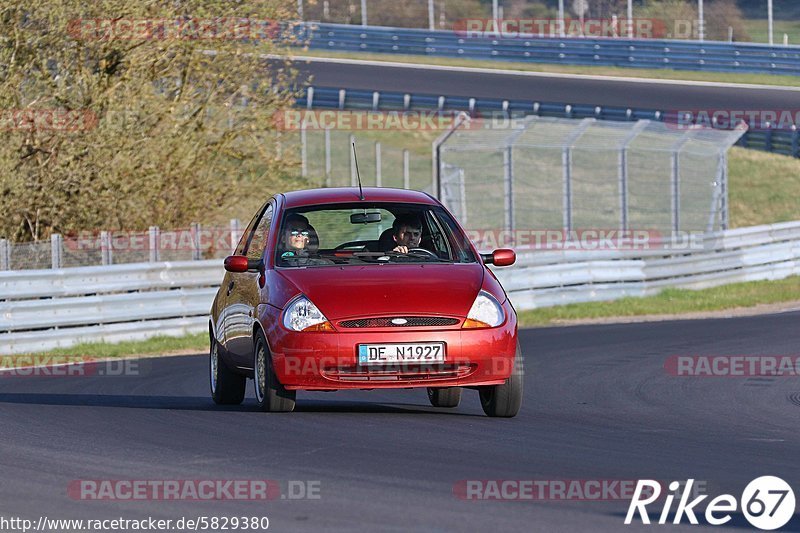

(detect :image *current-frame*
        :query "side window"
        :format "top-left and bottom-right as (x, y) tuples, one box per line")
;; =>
(234, 207), (265, 255)
(245, 204), (274, 260)
(425, 210), (452, 259)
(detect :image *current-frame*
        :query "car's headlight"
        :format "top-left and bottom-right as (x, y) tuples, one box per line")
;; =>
(463, 290), (505, 328)
(283, 296), (334, 332)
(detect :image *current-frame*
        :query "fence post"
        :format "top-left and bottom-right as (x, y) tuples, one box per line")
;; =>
(791, 125), (799, 158)
(375, 141), (382, 187)
(618, 147), (628, 232)
(324, 127), (331, 186)
(765, 125), (774, 152)
(100, 231), (113, 265)
(503, 146), (513, 232)
(670, 150), (681, 233)
(562, 146), (572, 233)
(50, 233), (63, 269)
(721, 152), (729, 230)
(230, 219), (240, 252)
(191, 222), (202, 260)
(300, 121), (307, 178)
(149, 226), (160, 262)
(306, 86), (314, 109)
(403, 149), (410, 189)
(0, 239), (9, 270)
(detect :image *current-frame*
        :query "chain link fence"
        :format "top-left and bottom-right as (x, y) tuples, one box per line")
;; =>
(435, 115), (746, 239)
(0, 223), (242, 271)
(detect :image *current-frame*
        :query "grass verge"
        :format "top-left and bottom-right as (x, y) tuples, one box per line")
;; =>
(517, 275), (800, 327)
(295, 49), (800, 87)
(728, 147), (800, 228)
(1, 333), (208, 366)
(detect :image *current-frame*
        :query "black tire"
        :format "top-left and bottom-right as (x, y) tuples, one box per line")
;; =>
(254, 333), (296, 413)
(427, 387), (462, 408)
(479, 348), (524, 418)
(210, 338), (246, 405)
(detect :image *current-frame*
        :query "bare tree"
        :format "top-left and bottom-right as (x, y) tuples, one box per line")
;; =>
(0, 0), (305, 241)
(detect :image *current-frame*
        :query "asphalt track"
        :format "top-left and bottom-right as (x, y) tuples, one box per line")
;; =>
(2, 311), (800, 531)
(294, 56), (800, 111)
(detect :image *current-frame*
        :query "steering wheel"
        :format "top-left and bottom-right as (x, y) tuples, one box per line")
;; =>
(406, 247), (439, 259)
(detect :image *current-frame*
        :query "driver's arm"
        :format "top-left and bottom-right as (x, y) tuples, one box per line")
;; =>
(392, 245), (408, 253)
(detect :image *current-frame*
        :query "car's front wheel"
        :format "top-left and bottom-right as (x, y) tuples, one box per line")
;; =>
(210, 338), (246, 405)
(427, 387), (462, 408)
(479, 349), (524, 418)
(254, 333), (296, 412)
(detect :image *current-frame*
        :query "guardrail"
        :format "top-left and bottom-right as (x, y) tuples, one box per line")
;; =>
(300, 22), (800, 76)
(299, 86), (800, 158)
(0, 260), (221, 355)
(2, 221), (800, 354)
(495, 221), (800, 309)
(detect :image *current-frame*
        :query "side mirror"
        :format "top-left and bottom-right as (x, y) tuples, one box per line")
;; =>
(224, 255), (264, 273)
(481, 249), (516, 267)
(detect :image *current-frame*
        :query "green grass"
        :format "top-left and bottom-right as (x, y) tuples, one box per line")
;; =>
(728, 147), (800, 228)
(2, 333), (208, 366)
(743, 19), (800, 45)
(295, 49), (800, 87)
(518, 275), (800, 327)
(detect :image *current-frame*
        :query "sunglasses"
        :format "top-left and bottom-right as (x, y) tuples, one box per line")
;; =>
(290, 229), (310, 237)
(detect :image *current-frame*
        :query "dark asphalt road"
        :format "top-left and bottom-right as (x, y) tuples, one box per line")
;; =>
(296, 57), (800, 111)
(2, 311), (800, 532)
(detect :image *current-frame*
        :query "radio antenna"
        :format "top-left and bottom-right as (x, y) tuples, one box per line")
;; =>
(352, 141), (365, 201)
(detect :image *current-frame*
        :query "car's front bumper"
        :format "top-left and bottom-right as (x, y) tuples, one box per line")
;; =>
(260, 300), (518, 391)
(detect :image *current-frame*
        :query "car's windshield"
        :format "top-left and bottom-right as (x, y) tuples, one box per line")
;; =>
(275, 202), (477, 268)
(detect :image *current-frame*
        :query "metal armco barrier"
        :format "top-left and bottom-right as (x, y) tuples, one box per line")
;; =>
(298, 86), (800, 159)
(299, 22), (800, 76)
(2, 221), (800, 354)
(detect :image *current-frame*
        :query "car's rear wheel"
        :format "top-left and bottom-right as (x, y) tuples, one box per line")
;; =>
(210, 338), (246, 405)
(479, 348), (524, 418)
(427, 387), (462, 408)
(254, 333), (296, 413)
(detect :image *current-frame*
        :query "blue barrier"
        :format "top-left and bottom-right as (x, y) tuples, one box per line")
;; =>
(298, 22), (800, 76)
(298, 86), (800, 158)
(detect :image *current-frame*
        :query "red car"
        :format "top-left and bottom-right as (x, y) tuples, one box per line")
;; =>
(209, 187), (523, 417)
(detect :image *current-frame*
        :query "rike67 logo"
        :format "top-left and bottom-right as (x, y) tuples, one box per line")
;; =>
(625, 477), (795, 530)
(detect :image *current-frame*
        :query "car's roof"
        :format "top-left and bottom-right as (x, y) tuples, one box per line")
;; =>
(280, 187), (439, 209)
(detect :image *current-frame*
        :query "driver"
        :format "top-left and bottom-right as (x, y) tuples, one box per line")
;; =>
(390, 215), (423, 253)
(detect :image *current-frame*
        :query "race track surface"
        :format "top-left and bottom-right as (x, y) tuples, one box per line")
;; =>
(295, 57), (800, 111)
(2, 311), (800, 531)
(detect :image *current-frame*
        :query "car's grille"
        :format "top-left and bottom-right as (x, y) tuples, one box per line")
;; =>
(322, 363), (476, 382)
(338, 317), (460, 328)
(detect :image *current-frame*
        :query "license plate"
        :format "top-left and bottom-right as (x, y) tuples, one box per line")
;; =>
(357, 343), (446, 365)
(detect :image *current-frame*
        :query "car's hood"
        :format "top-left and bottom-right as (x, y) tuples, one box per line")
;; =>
(277, 264), (484, 320)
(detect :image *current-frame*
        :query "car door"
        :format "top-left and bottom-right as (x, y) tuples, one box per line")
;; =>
(219, 202), (269, 360)
(225, 201), (274, 369)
